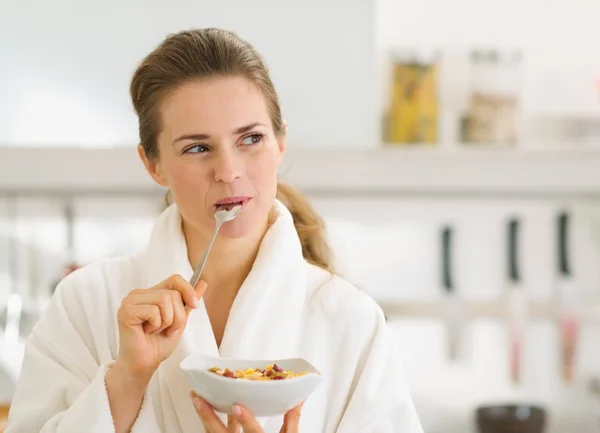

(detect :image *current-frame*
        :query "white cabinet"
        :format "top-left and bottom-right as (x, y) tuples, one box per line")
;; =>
(0, 198), (69, 305)
(311, 194), (600, 432)
(71, 197), (161, 264)
(314, 196), (565, 301)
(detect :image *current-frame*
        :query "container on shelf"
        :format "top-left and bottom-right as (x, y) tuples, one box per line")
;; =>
(475, 404), (547, 433)
(383, 48), (439, 146)
(462, 49), (523, 146)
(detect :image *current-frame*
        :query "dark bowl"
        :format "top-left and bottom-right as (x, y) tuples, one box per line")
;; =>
(476, 404), (547, 433)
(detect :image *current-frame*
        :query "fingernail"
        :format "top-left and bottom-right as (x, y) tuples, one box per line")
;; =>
(167, 328), (182, 337)
(192, 395), (202, 411)
(192, 297), (199, 308)
(232, 404), (242, 418)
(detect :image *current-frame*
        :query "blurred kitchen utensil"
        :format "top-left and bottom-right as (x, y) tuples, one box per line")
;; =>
(441, 224), (462, 361)
(476, 404), (547, 433)
(188, 205), (241, 288)
(556, 210), (580, 383)
(506, 217), (526, 385)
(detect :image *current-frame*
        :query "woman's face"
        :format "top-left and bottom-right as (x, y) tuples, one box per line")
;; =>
(140, 76), (285, 239)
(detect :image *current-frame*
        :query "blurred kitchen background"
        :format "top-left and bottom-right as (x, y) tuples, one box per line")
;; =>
(2, 0), (600, 432)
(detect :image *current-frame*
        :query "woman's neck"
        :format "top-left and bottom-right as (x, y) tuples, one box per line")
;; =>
(182, 211), (274, 297)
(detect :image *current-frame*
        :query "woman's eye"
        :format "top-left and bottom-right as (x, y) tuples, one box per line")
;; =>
(241, 134), (264, 146)
(185, 144), (209, 154)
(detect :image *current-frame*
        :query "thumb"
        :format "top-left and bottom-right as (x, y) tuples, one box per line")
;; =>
(281, 403), (303, 433)
(195, 279), (208, 298)
(185, 280), (208, 316)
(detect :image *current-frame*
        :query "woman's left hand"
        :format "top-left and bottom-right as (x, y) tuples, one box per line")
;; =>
(191, 392), (303, 433)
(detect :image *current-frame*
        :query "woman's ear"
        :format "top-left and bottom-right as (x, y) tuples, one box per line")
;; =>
(277, 121), (287, 164)
(137, 144), (169, 187)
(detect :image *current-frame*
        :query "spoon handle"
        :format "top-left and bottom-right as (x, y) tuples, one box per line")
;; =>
(189, 222), (222, 288)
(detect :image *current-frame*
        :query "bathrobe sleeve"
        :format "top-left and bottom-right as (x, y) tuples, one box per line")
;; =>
(334, 291), (424, 433)
(5, 266), (161, 433)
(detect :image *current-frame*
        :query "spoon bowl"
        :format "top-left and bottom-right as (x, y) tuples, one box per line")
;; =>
(215, 205), (242, 225)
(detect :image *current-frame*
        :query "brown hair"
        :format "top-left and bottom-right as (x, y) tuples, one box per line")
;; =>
(130, 28), (334, 273)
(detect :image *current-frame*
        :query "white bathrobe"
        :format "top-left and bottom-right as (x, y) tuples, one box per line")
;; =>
(6, 200), (423, 433)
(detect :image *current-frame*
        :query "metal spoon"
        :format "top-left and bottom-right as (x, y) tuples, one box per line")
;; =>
(189, 205), (242, 288)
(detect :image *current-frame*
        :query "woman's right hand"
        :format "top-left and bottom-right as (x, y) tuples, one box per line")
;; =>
(114, 274), (207, 383)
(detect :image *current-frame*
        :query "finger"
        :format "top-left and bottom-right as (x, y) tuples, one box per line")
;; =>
(185, 280), (208, 316)
(233, 404), (263, 433)
(191, 393), (228, 433)
(153, 291), (175, 334)
(163, 274), (201, 310)
(129, 289), (179, 335)
(119, 304), (161, 333)
(166, 290), (187, 337)
(281, 403), (303, 433)
(227, 415), (241, 433)
(195, 279), (208, 297)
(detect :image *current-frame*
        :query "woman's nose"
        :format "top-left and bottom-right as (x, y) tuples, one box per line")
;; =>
(213, 152), (242, 184)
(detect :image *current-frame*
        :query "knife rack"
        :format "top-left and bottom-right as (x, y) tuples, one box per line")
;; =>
(378, 299), (600, 324)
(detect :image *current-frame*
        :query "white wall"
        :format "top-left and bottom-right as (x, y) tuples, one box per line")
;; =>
(0, 0), (377, 148)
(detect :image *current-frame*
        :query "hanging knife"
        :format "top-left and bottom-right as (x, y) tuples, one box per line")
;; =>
(442, 224), (461, 361)
(556, 210), (579, 383)
(507, 217), (527, 385)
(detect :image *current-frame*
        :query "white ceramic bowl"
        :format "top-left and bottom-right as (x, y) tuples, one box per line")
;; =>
(180, 353), (323, 417)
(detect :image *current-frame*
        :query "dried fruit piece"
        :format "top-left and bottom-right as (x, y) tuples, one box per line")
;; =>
(207, 364), (308, 380)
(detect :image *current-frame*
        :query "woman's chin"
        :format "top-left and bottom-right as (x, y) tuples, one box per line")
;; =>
(217, 215), (263, 239)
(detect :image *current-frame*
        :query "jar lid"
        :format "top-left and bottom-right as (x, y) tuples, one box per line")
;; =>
(390, 47), (440, 65)
(471, 49), (522, 64)
(471, 49), (498, 62)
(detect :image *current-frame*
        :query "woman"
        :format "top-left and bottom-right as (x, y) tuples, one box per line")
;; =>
(6, 29), (423, 433)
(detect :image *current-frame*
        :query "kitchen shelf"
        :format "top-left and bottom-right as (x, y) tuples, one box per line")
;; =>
(378, 299), (600, 324)
(1, 145), (600, 198)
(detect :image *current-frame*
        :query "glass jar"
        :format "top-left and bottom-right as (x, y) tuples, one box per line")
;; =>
(463, 49), (522, 145)
(385, 48), (439, 145)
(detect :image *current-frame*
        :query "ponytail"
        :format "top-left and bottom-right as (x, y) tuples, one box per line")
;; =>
(276, 182), (335, 273)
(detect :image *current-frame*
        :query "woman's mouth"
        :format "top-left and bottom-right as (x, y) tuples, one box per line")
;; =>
(214, 196), (251, 211)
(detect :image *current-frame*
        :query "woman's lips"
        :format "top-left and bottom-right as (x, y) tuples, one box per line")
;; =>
(214, 196), (251, 210)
